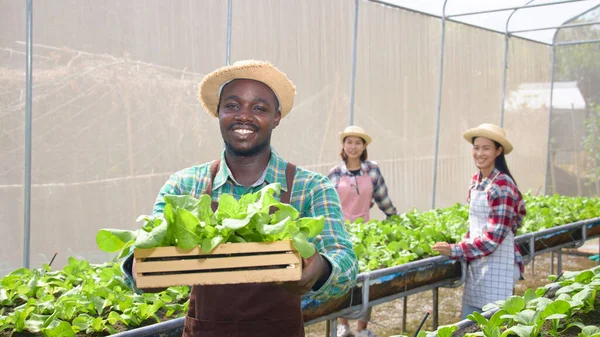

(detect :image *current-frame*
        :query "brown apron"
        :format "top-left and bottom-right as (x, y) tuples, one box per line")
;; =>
(182, 160), (304, 337)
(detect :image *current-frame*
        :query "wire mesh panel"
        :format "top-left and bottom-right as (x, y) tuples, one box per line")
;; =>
(229, 0), (354, 176)
(0, 0), (227, 273)
(503, 38), (551, 197)
(434, 21), (505, 208)
(0, 0), (26, 276)
(353, 1), (441, 215)
(550, 42), (600, 197)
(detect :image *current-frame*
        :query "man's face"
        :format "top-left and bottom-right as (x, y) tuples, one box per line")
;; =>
(218, 79), (282, 157)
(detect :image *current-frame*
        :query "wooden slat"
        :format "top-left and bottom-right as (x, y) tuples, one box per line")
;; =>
(136, 267), (302, 288)
(135, 252), (301, 273)
(134, 240), (295, 258)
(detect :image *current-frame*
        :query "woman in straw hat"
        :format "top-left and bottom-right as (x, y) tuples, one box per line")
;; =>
(432, 123), (526, 319)
(328, 125), (398, 337)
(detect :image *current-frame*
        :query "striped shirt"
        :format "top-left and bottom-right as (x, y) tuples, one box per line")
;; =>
(327, 160), (398, 217)
(149, 147), (358, 301)
(450, 168), (526, 277)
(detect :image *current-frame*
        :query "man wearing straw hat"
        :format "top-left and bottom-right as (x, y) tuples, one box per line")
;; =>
(122, 60), (358, 337)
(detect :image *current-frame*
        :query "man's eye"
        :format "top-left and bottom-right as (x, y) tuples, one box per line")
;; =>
(225, 103), (237, 109)
(254, 106), (267, 112)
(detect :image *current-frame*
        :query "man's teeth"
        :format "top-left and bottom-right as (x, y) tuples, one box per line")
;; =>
(234, 129), (254, 134)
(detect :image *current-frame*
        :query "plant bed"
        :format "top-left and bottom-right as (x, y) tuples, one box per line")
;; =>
(3, 194), (599, 337)
(435, 266), (600, 337)
(587, 222), (600, 239)
(303, 259), (461, 322)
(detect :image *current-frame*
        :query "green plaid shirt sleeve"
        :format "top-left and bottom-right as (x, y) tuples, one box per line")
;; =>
(297, 169), (358, 301)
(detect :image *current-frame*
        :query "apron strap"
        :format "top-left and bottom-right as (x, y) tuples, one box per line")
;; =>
(280, 162), (296, 204)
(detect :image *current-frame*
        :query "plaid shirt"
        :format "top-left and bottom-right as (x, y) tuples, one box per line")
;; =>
(124, 147), (357, 301)
(450, 168), (526, 277)
(327, 160), (398, 217)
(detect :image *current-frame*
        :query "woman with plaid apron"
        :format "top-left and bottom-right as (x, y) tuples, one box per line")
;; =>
(433, 123), (526, 319)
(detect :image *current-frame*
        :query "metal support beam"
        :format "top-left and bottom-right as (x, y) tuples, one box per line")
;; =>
(447, 0), (587, 18)
(225, 0), (232, 65)
(545, 44), (556, 195)
(432, 288), (439, 329)
(402, 297), (407, 333)
(500, 0), (535, 127)
(23, 0), (33, 269)
(556, 38), (600, 46)
(557, 249), (563, 274)
(431, 0), (448, 209)
(510, 20), (600, 34)
(349, 0), (359, 126)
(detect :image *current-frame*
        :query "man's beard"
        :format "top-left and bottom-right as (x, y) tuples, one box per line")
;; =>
(223, 137), (271, 157)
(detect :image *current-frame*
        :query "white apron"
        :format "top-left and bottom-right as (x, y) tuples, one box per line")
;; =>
(463, 178), (517, 309)
(337, 173), (373, 222)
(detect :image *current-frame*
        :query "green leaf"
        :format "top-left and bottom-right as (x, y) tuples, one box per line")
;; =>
(523, 289), (538, 304)
(436, 325), (458, 337)
(215, 194), (241, 220)
(542, 299), (571, 319)
(42, 321), (75, 337)
(197, 194), (214, 222)
(503, 296), (525, 315)
(575, 270), (595, 283)
(291, 231), (315, 258)
(174, 208), (202, 249)
(502, 325), (533, 337)
(221, 217), (252, 230)
(23, 313), (48, 333)
(201, 236), (224, 253)
(164, 195), (201, 214)
(582, 325), (600, 336)
(95, 229), (137, 253)
(296, 216), (325, 238)
(256, 216), (290, 236)
(71, 316), (90, 333)
(135, 221), (169, 248)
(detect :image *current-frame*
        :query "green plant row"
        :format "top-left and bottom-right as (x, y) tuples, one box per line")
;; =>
(348, 193), (600, 272)
(432, 265), (600, 337)
(0, 258), (189, 337)
(1, 194), (599, 336)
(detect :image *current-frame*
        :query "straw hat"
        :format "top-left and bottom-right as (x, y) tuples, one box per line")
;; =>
(339, 125), (372, 145)
(198, 60), (296, 118)
(463, 123), (513, 154)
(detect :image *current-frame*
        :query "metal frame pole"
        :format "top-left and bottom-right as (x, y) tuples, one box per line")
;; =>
(446, 0), (587, 18)
(23, 0), (33, 269)
(349, 0), (359, 126)
(545, 43), (557, 195)
(499, 1), (534, 127)
(431, 0), (448, 209)
(556, 38), (600, 46)
(510, 21), (600, 34)
(225, 0), (232, 65)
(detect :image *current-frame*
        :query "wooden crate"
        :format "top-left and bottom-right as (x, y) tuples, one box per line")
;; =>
(134, 240), (302, 288)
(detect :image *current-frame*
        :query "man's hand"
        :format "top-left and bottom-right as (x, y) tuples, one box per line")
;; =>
(279, 246), (331, 295)
(432, 242), (452, 256)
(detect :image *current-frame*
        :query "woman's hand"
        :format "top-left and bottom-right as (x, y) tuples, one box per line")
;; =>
(432, 242), (452, 256)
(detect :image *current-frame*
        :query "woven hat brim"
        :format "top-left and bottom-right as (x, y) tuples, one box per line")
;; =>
(463, 128), (513, 154)
(340, 132), (372, 146)
(199, 62), (296, 118)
